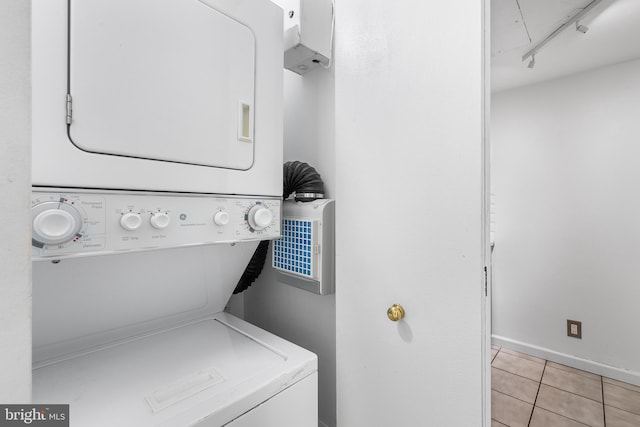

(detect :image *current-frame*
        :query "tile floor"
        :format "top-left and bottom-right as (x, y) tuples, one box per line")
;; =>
(491, 345), (640, 427)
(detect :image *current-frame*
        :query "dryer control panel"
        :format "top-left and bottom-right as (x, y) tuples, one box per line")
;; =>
(31, 189), (281, 260)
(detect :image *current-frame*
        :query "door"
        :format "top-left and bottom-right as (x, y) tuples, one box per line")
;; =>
(68, 0), (256, 169)
(334, 0), (489, 425)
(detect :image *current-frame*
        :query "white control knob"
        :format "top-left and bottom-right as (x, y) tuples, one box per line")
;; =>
(32, 208), (80, 245)
(120, 212), (142, 231)
(150, 212), (170, 229)
(247, 205), (273, 231)
(213, 211), (230, 226)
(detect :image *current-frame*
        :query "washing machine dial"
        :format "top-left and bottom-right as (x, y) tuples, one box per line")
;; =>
(213, 210), (230, 226)
(120, 212), (142, 231)
(150, 212), (170, 229)
(247, 205), (274, 231)
(32, 201), (83, 246)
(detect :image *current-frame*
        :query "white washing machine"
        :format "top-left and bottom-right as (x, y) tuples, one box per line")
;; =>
(33, 314), (317, 427)
(31, 0), (317, 425)
(31, 201), (318, 426)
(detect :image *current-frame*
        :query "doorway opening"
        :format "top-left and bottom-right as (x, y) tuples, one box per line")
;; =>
(489, 0), (640, 425)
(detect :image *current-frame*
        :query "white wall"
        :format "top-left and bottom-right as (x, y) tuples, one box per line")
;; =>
(492, 59), (640, 384)
(243, 69), (336, 427)
(0, 0), (32, 402)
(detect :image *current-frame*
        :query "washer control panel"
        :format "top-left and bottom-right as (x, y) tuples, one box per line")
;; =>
(32, 189), (281, 260)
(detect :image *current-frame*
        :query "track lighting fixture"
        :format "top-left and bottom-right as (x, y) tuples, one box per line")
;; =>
(522, 0), (605, 67)
(576, 21), (589, 33)
(527, 55), (536, 69)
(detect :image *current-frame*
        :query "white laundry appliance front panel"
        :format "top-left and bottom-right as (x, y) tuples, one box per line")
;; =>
(31, 188), (281, 260)
(32, 0), (283, 196)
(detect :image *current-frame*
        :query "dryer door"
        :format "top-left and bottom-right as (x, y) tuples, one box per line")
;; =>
(68, 0), (256, 170)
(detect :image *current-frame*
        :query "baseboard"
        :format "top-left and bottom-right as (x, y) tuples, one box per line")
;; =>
(492, 335), (640, 387)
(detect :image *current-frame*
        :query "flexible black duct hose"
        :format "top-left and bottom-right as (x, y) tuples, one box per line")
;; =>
(232, 161), (325, 294)
(232, 240), (270, 294)
(282, 161), (325, 201)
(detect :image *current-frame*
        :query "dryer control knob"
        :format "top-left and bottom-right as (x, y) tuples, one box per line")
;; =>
(32, 207), (81, 245)
(120, 212), (142, 231)
(150, 212), (170, 229)
(247, 205), (273, 231)
(213, 211), (230, 226)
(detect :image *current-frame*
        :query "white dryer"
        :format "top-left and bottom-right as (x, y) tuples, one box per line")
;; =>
(33, 0), (283, 196)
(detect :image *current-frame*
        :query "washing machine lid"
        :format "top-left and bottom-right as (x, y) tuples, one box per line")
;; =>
(32, 243), (267, 363)
(68, 0), (256, 169)
(33, 314), (317, 427)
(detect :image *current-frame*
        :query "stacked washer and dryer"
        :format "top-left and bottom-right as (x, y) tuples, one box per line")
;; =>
(31, 0), (318, 426)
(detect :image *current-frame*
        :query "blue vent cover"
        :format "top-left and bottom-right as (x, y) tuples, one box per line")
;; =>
(273, 219), (314, 278)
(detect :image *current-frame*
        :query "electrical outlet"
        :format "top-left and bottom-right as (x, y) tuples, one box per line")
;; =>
(567, 319), (582, 339)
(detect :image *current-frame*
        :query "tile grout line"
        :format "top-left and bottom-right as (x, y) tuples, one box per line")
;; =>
(492, 388), (535, 406)
(545, 363), (602, 383)
(601, 382), (640, 415)
(491, 347), (500, 363)
(603, 379), (640, 394)
(499, 349), (546, 366)
(531, 365), (605, 426)
(603, 403), (640, 418)
(532, 404), (595, 426)
(535, 375), (606, 425)
(530, 366), (598, 426)
(492, 365), (543, 384)
(541, 383), (604, 404)
(602, 376), (607, 427)
(528, 360), (547, 427)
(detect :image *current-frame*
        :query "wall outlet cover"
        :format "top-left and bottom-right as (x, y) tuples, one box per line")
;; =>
(567, 319), (582, 339)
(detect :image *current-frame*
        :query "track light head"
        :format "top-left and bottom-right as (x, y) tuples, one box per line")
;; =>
(576, 22), (589, 33)
(527, 56), (536, 69)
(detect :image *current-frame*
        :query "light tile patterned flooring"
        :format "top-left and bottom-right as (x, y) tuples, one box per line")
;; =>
(491, 345), (640, 427)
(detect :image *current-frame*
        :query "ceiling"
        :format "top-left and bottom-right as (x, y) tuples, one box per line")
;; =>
(491, 0), (640, 92)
